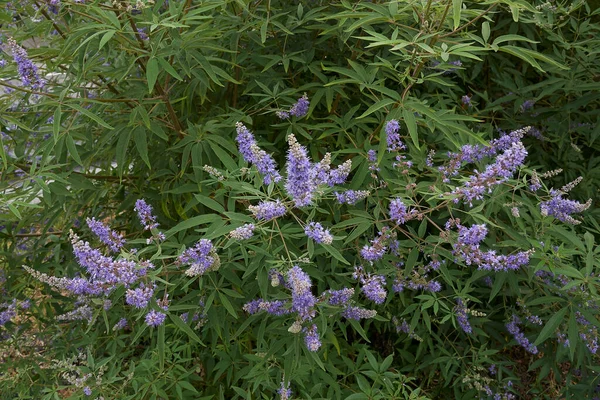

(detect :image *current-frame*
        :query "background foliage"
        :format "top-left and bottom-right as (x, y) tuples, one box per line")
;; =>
(1, 0), (599, 399)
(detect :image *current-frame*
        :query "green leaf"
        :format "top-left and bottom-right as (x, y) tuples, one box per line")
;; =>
(99, 30), (116, 50)
(452, 0), (462, 30)
(357, 98), (396, 119)
(489, 272), (506, 301)
(194, 194), (225, 213)
(498, 45), (568, 72)
(345, 394), (369, 400)
(209, 143), (238, 172)
(116, 129), (132, 176)
(322, 244), (350, 265)
(482, 22), (490, 43)
(136, 105), (151, 129)
(146, 57), (159, 93)
(0, 134), (7, 171)
(584, 231), (595, 251)
(64, 103), (114, 129)
(218, 292), (238, 319)
(260, 18), (268, 44)
(158, 57), (184, 81)
(8, 204), (21, 219)
(53, 106), (61, 143)
(133, 127), (151, 168)
(169, 314), (205, 345)
(534, 307), (568, 346)
(509, 4), (519, 22)
(566, 309), (578, 361)
(177, 381), (198, 393)
(131, 323), (148, 345)
(402, 108), (419, 149)
(164, 214), (221, 237)
(65, 134), (83, 166)
(158, 324), (165, 371)
(492, 34), (538, 47)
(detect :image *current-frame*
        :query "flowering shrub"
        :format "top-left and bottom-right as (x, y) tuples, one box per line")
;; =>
(1, 0), (599, 399)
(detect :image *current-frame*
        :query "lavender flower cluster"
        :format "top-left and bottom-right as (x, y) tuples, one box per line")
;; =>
(23, 202), (172, 327)
(505, 315), (538, 354)
(235, 122), (282, 185)
(177, 239), (219, 277)
(278, 380), (293, 400)
(455, 298), (472, 334)
(70, 231), (143, 293)
(576, 312), (599, 354)
(304, 222), (333, 245)
(0, 299), (29, 327)
(540, 189), (591, 225)
(360, 227), (395, 262)
(86, 217), (124, 252)
(287, 266), (317, 322)
(385, 119), (405, 152)
(334, 189), (370, 205)
(248, 200), (287, 221)
(285, 134), (351, 207)
(134, 199), (159, 230)
(230, 224), (255, 240)
(353, 266), (387, 304)
(6, 38), (45, 89)
(452, 223), (532, 272)
(243, 265), (320, 351)
(451, 140), (527, 206)
(392, 260), (442, 293)
(244, 265), (378, 351)
(392, 317), (423, 341)
(125, 284), (155, 308)
(389, 198), (418, 225)
(276, 94), (309, 119)
(439, 127), (527, 181)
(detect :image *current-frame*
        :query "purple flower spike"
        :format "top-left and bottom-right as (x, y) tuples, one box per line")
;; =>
(287, 266), (317, 321)
(235, 122), (281, 185)
(134, 199), (159, 230)
(145, 310), (166, 327)
(278, 380), (293, 400)
(125, 284), (154, 309)
(457, 224), (488, 246)
(7, 38), (45, 89)
(506, 315), (538, 354)
(389, 198), (417, 224)
(285, 134), (316, 207)
(178, 239), (218, 277)
(290, 94), (310, 118)
(361, 244), (386, 262)
(385, 119), (405, 152)
(243, 299), (263, 314)
(540, 189), (591, 225)
(249, 200), (287, 221)
(342, 306), (377, 320)
(278, 94), (310, 119)
(361, 275), (387, 304)
(335, 190), (370, 205)
(230, 224), (255, 240)
(455, 299), (472, 334)
(86, 217), (124, 252)
(113, 318), (127, 331)
(303, 324), (321, 351)
(326, 288), (354, 306)
(304, 222), (333, 245)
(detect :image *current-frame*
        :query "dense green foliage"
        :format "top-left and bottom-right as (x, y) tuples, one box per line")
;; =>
(1, 0), (599, 399)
